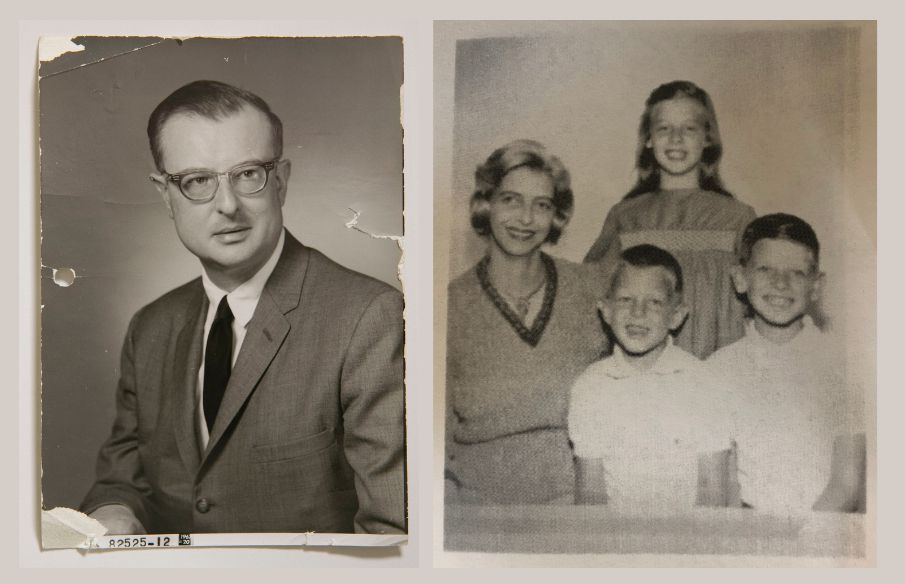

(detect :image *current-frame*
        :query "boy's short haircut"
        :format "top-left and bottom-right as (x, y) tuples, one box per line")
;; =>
(608, 244), (684, 298)
(738, 213), (820, 267)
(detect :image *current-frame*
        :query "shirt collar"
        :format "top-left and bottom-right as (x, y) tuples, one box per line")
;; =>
(200, 230), (285, 329)
(745, 314), (819, 350)
(602, 336), (692, 380)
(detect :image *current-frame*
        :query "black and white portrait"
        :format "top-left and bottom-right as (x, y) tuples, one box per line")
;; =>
(435, 21), (875, 565)
(39, 36), (407, 545)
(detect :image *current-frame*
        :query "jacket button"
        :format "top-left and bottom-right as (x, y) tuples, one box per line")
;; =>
(196, 498), (211, 513)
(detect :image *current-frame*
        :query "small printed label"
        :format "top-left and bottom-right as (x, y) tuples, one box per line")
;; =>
(104, 535), (181, 549)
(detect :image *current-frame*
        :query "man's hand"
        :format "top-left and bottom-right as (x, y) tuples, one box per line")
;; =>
(89, 504), (146, 535)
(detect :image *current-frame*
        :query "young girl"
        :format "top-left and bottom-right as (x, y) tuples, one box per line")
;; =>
(584, 81), (756, 359)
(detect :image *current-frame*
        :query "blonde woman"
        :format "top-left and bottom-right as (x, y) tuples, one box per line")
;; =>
(446, 140), (608, 504)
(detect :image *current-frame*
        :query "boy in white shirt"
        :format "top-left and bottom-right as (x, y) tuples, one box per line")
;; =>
(569, 244), (738, 511)
(708, 213), (865, 514)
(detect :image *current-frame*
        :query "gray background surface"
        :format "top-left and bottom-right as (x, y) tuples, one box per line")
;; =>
(40, 36), (404, 510)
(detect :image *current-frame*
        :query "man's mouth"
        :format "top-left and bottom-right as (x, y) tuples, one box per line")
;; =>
(213, 226), (251, 242)
(214, 226), (249, 236)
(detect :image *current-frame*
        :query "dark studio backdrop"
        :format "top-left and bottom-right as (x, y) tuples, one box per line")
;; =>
(39, 36), (404, 510)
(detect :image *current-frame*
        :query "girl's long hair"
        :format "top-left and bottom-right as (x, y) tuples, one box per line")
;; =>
(624, 80), (733, 200)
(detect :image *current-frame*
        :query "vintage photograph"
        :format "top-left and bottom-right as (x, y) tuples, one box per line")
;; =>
(39, 36), (406, 544)
(435, 21), (875, 564)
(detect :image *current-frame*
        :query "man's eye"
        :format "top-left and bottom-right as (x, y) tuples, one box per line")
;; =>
(236, 168), (261, 180)
(186, 175), (213, 186)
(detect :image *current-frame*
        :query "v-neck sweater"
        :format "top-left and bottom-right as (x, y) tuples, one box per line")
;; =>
(446, 255), (608, 503)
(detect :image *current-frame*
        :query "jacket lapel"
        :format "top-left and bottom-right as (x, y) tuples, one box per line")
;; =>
(170, 283), (206, 475)
(201, 232), (309, 464)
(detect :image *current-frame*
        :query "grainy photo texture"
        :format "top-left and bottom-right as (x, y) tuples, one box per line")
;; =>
(39, 36), (406, 545)
(436, 21), (875, 563)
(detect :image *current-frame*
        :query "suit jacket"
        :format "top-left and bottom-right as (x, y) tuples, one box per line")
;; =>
(81, 232), (406, 534)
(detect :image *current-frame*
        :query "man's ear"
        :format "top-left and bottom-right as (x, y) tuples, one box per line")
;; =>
(729, 264), (748, 295)
(149, 174), (174, 219)
(273, 159), (292, 206)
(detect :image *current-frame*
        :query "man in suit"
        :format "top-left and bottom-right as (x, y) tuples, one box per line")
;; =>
(80, 80), (406, 535)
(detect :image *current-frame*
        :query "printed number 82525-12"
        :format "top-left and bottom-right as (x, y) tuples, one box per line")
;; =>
(107, 536), (174, 548)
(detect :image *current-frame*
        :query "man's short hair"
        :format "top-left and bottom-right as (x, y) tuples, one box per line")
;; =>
(738, 213), (820, 267)
(470, 139), (574, 244)
(608, 244), (684, 298)
(147, 80), (284, 172)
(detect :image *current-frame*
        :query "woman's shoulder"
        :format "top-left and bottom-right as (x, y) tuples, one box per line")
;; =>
(549, 255), (589, 279)
(448, 262), (481, 296)
(549, 255), (607, 300)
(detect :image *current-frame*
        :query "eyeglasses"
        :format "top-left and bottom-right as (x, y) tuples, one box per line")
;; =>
(162, 158), (281, 202)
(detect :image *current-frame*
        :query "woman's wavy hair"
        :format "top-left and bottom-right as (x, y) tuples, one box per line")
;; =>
(624, 80), (733, 200)
(470, 139), (574, 244)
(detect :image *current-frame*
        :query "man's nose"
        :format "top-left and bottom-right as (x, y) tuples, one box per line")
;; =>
(213, 177), (240, 215)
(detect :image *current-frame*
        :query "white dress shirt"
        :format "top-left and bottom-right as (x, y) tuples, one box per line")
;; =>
(196, 230), (285, 450)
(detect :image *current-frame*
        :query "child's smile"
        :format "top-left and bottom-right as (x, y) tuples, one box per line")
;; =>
(603, 265), (687, 361)
(735, 238), (822, 331)
(646, 97), (709, 181)
(664, 149), (688, 162)
(762, 294), (795, 309)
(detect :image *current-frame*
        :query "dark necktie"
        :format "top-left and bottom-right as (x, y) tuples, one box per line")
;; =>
(204, 296), (234, 432)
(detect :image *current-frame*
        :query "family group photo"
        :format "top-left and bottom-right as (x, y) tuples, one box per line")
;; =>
(435, 20), (875, 562)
